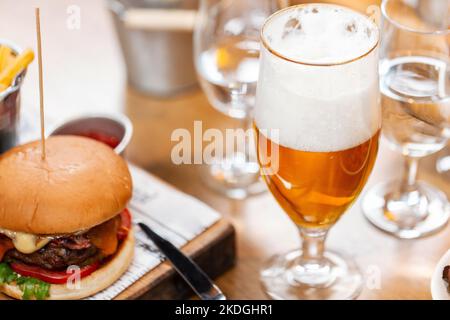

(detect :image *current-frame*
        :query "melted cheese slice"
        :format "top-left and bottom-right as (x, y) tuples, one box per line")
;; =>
(0, 228), (52, 254)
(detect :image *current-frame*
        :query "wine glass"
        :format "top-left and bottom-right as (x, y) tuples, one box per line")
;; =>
(362, 0), (450, 239)
(194, 0), (280, 199)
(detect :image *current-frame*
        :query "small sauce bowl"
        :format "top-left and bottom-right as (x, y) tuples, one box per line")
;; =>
(49, 113), (133, 155)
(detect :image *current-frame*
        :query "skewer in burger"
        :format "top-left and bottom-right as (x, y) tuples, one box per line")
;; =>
(0, 136), (133, 299)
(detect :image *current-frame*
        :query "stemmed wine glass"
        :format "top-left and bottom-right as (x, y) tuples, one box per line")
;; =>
(194, 0), (280, 199)
(362, 0), (450, 239)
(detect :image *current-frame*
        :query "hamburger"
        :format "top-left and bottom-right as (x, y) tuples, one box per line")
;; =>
(0, 136), (133, 299)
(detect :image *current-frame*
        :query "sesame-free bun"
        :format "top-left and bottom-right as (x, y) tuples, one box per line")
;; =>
(0, 136), (132, 234)
(0, 229), (134, 300)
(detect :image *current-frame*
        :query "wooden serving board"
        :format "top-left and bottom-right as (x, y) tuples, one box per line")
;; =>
(117, 218), (235, 300)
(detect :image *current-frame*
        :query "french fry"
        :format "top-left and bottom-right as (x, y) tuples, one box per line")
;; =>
(5, 50), (15, 67)
(0, 45), (12, 72)
(0, 49), (34, 89)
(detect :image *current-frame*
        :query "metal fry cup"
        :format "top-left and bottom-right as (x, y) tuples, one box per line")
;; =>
(0, 40), (25, 154)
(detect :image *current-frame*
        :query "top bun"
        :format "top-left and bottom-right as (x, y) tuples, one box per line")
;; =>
(0, 136), (132, 234)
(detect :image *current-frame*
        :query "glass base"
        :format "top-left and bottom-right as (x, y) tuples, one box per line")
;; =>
(260, 249), (363, 300)
(200, 152), (267, 199)
(362, 180), (449, 239)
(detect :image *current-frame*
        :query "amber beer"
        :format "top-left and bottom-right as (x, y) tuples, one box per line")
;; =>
(257, 128), (380, 228)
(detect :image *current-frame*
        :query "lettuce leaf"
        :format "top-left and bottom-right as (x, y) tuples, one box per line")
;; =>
(0, 263), (50, 300)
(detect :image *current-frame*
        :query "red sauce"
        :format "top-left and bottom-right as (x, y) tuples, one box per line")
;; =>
(79, 131), (120, 149)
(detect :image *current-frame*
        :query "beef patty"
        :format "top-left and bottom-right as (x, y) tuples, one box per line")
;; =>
(5, 235), (101, 270)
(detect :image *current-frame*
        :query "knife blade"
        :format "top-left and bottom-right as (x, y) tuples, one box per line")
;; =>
(137, 222), (226, 300)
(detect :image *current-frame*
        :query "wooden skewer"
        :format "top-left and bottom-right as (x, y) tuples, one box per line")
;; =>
(35, 8), (45, 160)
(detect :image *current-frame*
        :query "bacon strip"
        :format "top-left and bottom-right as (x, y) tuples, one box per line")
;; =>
(0, 235), (14, 262)
(50, 235), (91, 250)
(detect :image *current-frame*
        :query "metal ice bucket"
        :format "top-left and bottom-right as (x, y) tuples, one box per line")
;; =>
(108, 0), (198, 96)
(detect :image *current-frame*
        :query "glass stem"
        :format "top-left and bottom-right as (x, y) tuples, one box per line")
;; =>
(293, 227), (333, 287)
(401, 156), (419, 192)
(300, 227), (328, 263)
(230, 89), (253, 164)
(241, 115), (253, 163)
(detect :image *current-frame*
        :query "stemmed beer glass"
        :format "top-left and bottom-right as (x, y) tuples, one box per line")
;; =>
(255, 4), (381, 299)
(362, 0), (450, 239)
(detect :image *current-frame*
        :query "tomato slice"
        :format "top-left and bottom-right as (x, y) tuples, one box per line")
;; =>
(10, 262), (100, 285)
(117, 208), (132, 241)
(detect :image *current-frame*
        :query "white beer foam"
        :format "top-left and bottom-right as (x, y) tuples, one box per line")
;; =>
(255, 4), (380, 152)
(264, 4), (379, 64)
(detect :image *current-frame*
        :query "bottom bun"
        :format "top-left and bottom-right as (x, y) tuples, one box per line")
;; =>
(1, 229), (134, 300)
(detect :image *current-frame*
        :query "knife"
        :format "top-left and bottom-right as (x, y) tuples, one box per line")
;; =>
(137, 222), (226, 300)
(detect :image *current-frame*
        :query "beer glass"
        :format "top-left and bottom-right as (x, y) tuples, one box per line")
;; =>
(194, 0), (280, 199)
(255, 4), (380, 299)
(362, 0), (450, 239)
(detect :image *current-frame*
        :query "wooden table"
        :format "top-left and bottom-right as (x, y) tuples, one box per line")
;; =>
(1, 0), (449, 300)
